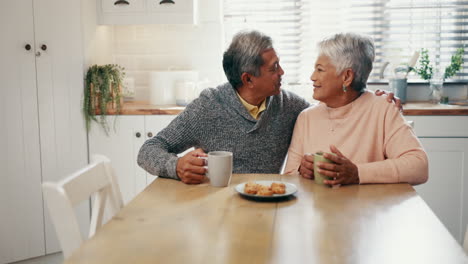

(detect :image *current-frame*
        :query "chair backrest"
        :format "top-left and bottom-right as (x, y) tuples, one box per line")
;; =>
(42, 154), (123, 258)
(464, 224), (468, 255)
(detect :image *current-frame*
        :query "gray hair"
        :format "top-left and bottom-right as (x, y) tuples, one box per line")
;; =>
(318, 33), (375, 92)
(222, 30), (273, 89)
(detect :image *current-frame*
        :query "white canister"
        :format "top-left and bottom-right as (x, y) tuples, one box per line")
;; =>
(122, 77), (135, 99)
(149, 71), (199, 105)
(175, 81), (196, 106)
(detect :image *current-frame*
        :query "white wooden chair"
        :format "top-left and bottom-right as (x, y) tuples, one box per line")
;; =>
(42, 154), (124, 258)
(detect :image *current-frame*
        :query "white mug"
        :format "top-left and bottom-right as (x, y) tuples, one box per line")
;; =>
(201, 151), (233, 187)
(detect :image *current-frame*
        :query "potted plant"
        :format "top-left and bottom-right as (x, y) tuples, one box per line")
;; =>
(83, 64), (125, 134)
(413, 47), (465, 103)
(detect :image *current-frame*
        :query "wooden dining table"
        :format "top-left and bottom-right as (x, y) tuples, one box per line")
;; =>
(65, 174), (467, 264)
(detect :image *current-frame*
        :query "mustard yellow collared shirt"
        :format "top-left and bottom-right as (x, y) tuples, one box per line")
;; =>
(236, 92), (266, 120)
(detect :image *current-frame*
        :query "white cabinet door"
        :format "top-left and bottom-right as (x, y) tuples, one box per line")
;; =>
(89, 116), (145, 204)
(0, 1), (45, 263)
(144, 115), (178, 185)
(101, 0), (145, 13)
(406, 116), (468, 137)
(0, 0), (88, 261)
(414, 138), (468, 243)
(97, 0), (197, 24)
(146, 0), (195, 24)
(88, 115), (178, 202)
(34, 0), (88, 254)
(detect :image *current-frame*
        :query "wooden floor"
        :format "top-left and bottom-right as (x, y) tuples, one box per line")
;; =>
(10, 253), (63, 264)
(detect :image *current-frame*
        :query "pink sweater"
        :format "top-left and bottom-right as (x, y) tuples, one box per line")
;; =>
(284, 91), (428, 185)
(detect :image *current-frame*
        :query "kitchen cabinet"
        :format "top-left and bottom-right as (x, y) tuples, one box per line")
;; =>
(88, 115), (177, 203)
(0, 0), (88, 263)
(97, 0), (197, 25)
(406, 116), (468, 244)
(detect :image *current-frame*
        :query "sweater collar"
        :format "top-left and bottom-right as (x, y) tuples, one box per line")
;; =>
(236, 91), (267, 120)
(218, 83), (275, 133)
(324, 90), (370, 119)
(220, 83), (267, 123)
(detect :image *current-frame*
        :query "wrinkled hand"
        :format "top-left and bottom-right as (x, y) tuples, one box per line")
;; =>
(375, 89), (403, 111)
(176, 148), (207, 184)
(315, 145), (359, 185)
(299, 153), (315, 179)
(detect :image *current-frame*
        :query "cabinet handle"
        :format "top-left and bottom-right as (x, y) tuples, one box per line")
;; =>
(25, 44), (31, 51)
(114, 0), (130, 5)
(147, 132), (153, 138)
(136, 132), (141, 138)
(160, 0), (175, 4)
(41, 44), (47, 51)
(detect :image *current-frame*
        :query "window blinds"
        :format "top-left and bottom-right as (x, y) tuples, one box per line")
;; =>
(223, 0), (302, 84)
(223, 0), (467, 83)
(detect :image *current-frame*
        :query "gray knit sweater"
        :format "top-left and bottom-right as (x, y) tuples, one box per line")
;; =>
(137, 82), (310, 180)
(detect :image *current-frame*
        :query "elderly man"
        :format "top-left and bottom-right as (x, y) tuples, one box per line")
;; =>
(137, 30), (398, 184)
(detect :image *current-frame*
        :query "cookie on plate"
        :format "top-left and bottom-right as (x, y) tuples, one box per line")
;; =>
(257, 186), (273, 196)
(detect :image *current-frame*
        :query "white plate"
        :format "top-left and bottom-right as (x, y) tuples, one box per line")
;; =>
(234, 180), (298, 200)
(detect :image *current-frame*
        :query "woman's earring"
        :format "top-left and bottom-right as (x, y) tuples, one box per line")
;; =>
(342, 85), (347, 92)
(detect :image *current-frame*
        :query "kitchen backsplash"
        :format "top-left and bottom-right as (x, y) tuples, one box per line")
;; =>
(113, 24), (224, 101)
(88, 0), (225, 101)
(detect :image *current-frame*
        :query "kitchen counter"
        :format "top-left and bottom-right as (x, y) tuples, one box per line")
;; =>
(102, 101), (468, 116)
(101, 101), (185, 115)
(402, 102), (468, 115)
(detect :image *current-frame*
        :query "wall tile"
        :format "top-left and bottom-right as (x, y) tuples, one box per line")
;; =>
(113, 26), (136, 40)
(134, 25), (164, 39)
(114, 40), (149, 54)
(135, 55), (194, 71)
(198, 0), (222, 23)
(104, 0), (224, 101)
(130, 71), (150, 86)
(113, 55), (137, 71)
(134, 85), (150, 101)
(198, 69), (226, 87)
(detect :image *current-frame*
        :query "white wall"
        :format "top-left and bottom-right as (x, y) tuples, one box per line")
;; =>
(81, 0), (114, 69)
(101, 0), (225, 101)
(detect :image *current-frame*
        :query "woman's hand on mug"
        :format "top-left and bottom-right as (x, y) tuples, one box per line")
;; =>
(299, 153), (315, 179)
(176, 148), (207, 184)
(315, 145), (359, 185)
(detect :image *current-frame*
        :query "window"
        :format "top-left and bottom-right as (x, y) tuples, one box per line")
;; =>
(224, 0), (468, 84)
(224, 0), (302, 84)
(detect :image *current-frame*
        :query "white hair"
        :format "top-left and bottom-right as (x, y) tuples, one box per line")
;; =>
(318, 33), (375, 91)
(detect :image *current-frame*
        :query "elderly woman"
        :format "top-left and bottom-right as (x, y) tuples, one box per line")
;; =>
(283, 33), (428, 185)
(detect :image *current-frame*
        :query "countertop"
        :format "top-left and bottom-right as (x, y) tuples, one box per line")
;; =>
(402, 101), (468, 115)
(101, 101), (468, 116)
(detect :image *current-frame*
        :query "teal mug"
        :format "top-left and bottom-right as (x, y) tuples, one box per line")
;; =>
(389, 78), (407, 104)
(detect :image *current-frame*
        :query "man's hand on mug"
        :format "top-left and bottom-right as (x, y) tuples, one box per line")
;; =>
(176, 148), (207, 184)
(299, 153), (315, 179)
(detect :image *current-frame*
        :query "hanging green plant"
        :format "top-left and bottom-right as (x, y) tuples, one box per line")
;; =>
(83, 64), (125, 134)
